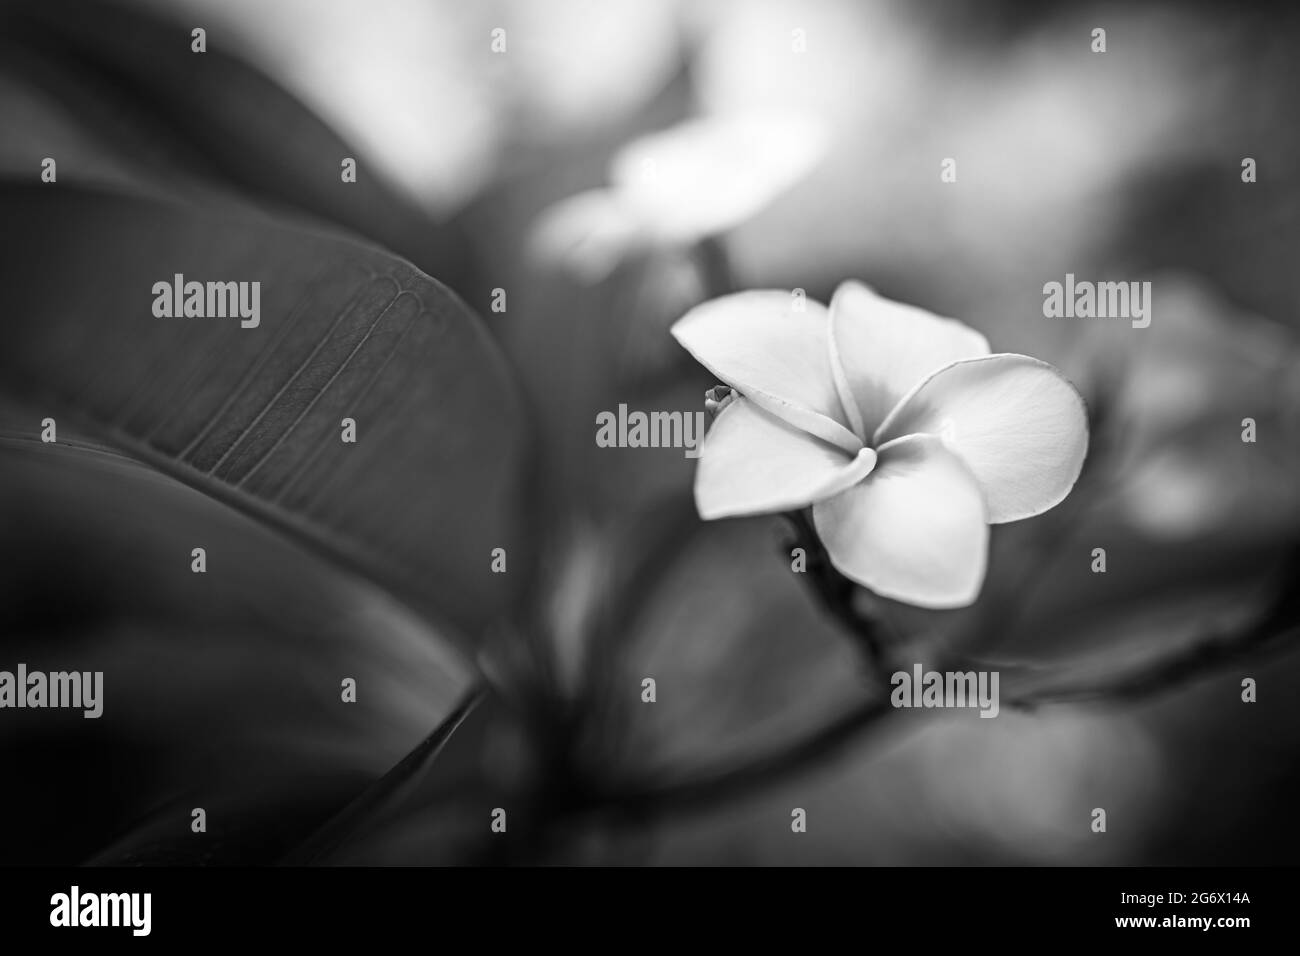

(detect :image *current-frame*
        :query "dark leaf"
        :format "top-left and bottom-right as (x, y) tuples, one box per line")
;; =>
(0, 429), (474, 864)
(0, 184), (531, 638)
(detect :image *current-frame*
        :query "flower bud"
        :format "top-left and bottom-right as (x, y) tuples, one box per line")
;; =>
(704, 384), (736, 417)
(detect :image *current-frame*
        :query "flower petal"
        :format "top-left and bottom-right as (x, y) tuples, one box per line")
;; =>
(812, 434), (988, 609)
(672, 290), (860, 453)
(526, 188), (648, 283)
(828, 280), (990, 438)
(695, 398), (877, 519)
(875, 354), (1088, 523)
(610, 113), (829, 242)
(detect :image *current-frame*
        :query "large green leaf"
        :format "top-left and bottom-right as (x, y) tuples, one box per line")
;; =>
(0, 184), (531, 638)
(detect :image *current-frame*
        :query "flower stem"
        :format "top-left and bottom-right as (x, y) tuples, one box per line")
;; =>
(781, 508), (890, 667)
(696, 235), (735, 298)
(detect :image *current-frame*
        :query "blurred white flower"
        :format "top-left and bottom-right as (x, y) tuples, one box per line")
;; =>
(672, 281), (1088, 608)
(142, 0), (501, 212)
(498, 0), (682, 134)
(689, 1), (1236, 300)
(142, 0), (684, 214)
(528, 113), (828, 282)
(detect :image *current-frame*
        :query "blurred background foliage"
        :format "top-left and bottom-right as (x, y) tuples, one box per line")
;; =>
(1, 0), (1298, 864)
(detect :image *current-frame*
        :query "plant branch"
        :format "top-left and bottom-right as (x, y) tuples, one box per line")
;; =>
(990, 548), (1300, 708)
(585, 543), (1300, 821)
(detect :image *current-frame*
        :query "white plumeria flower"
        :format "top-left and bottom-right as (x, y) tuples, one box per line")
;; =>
(671, 281), (1089, 609)
(529, 112), (828, 282)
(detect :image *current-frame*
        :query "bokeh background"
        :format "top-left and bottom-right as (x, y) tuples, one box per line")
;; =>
(1, 0), (1298, 865)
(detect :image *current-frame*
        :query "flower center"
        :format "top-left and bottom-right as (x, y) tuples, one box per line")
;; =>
(847, 445), (879, 482)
